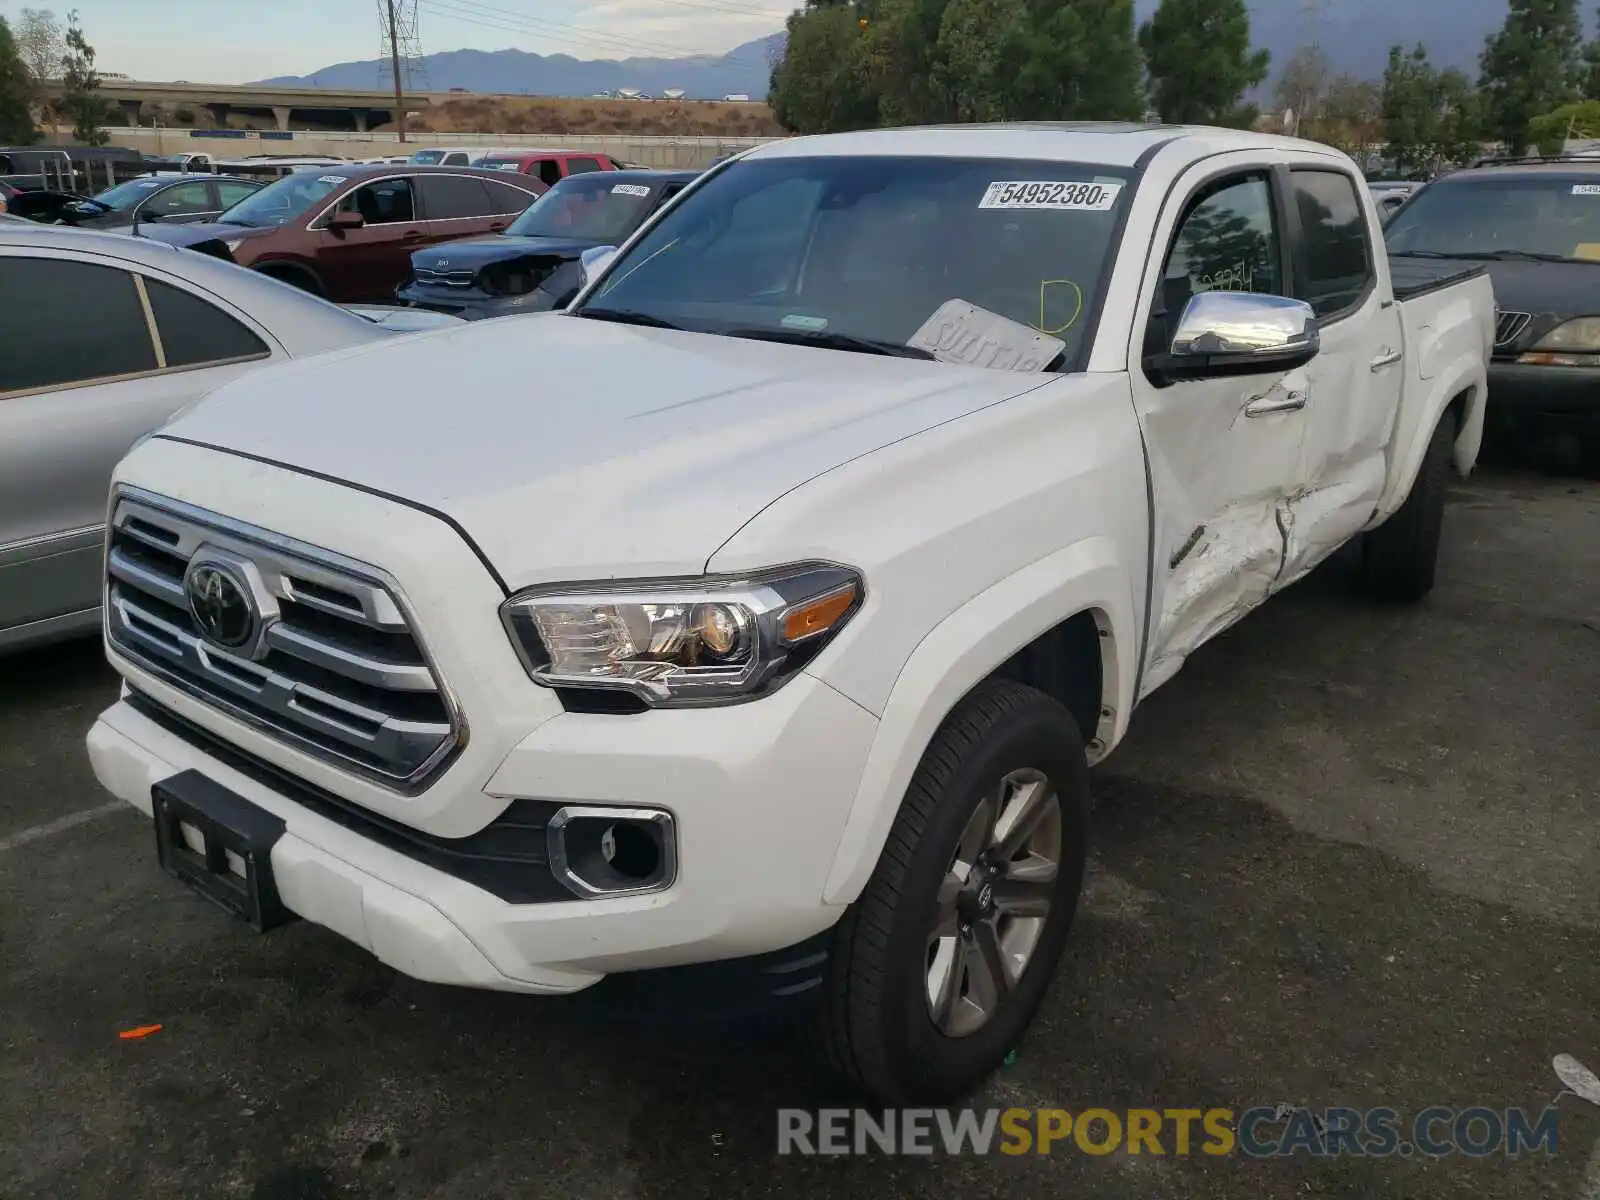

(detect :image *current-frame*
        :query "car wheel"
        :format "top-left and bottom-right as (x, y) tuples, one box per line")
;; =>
(810, 678), (1090, 1103)
(1361, 410), (1455, 602)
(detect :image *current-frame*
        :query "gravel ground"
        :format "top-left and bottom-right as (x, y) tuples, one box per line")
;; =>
(2, 468), (1596, 1200)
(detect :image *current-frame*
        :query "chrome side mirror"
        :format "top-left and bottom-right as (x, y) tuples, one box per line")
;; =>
(1157, 291), (1320, 381)
(578, 244), (619, 289)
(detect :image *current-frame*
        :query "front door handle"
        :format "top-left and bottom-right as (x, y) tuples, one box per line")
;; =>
(1244, 389), (1307, 417)
(1370, 348), (1403, 371)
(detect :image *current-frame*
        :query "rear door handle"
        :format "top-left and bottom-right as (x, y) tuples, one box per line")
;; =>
(1370, 348), (1403, 371)
(1244, 389), (1307, 417)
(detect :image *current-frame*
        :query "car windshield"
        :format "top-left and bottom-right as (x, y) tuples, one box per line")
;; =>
(1385, 175), (1600, 262)
(506, 174), (658, 241)
(574, 155), (1132, 370)
(410, 150), (445, 164)
(88, 178), (170, 210)
(215, 172), (346, 228)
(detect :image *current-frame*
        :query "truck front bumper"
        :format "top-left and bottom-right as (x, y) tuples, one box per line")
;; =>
(88, 668), (877, 997)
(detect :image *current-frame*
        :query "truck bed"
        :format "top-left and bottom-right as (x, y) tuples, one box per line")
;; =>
(1388, 255), (1488, 302)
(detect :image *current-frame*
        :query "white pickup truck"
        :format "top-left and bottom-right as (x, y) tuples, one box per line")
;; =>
(87, 124), (1494, 1103)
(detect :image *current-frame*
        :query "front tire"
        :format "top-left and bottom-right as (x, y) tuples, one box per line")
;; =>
(811, 679), (1090, 1103)
(1362, 411), (1456, 602)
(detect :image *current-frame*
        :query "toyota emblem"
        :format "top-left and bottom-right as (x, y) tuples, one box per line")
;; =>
(184, 562), (258, 651)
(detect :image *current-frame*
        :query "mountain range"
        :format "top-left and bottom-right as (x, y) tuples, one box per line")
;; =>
(254, 0), (1518, 100)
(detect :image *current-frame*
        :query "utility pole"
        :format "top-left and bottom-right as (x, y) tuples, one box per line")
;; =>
(384, 0), (408, 143)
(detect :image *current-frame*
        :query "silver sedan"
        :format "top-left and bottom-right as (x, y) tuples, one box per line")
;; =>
(0, 225), (460, 654)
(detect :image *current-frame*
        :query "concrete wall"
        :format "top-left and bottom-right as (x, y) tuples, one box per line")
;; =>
(83, 126), (781, 169)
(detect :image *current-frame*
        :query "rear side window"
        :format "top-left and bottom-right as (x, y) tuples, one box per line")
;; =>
(536, 159), (563, 187)
(566, 157), (602, 175)
(1291, 169), (1373, 317)
(0, 257), (157, 393)
(144, 278), (271, 368)
(419, 174), (491, 220)
(339, 178), (416, 224)
(484, 178), (538, 214)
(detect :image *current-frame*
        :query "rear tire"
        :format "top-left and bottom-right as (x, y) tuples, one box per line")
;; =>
(810, 679), (1090, 1103)
(1362, 411), (1455, 602)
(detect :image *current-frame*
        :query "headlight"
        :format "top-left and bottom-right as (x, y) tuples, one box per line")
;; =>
(500, 563), (863, 708)
(1518, 316), (1600, 365)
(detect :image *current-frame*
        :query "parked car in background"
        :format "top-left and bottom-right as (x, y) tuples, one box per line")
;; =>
(51, 174), (267, 229)
(129, 164), (546, 303)
(1385, 155), (1600, 470)
(397, 169), (698, 318)
(409, 147), (474, 167)
(1368, 180), (1422, 220)
(475, 149), (620, 187)
(0, 225), (464, 655)
(86, 124), (1493, 1104)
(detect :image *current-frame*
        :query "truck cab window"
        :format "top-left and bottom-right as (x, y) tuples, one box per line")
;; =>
(1290, 169), (1373, 318)
(1162, 175), (1282, 306)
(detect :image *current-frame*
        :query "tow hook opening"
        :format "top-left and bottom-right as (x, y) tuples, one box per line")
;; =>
(547, 806), (677, 897)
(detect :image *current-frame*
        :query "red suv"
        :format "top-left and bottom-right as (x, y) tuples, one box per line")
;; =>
(137, 164), (546, 303)
(476, 150), (620, 188)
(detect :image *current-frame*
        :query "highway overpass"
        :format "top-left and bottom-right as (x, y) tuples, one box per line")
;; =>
(38, 78), (435, 132)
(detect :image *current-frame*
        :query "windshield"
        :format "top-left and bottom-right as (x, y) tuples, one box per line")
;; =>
(215, 172), (345, 228)
(1385, 176), (1600, 261)
(506, 174), (658, 241)
(574, 155), (1132, 371)
(88, 178), (169, 210)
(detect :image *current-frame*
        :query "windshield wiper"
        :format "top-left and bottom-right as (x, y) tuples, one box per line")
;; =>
(722, 327), (936, 360)
(575, 308), (685, 330)
(1399, 249), (1595, 264)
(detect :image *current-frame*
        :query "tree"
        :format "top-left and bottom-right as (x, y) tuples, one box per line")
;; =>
(15, 8), (63, 84)
(1383, 45), (1483, 177)
(1272, 45), (1332, 131)
(769, 2), (878, 133)
(0, 16), (40, 144)
(1006, 0), (1144, 123)
(59, 8), (107, 145)
(931, 0), (1028, 122)
(1529, 98), (1600, 152)
(1139, 0), (1271, 127)
(1479, 0), (1582, 154)
(1314, 74), (1383, 158)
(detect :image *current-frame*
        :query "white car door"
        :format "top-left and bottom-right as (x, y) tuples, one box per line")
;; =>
(1125, 158), (1313, 695)
(0, 250), (280, 641)
(1275, 164), (1405, 585)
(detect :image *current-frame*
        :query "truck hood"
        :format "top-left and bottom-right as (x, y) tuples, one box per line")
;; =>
(160, 315), (1049, 590)
(412, 234), (596, 273)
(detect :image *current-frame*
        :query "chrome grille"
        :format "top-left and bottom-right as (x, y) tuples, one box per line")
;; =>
(1494, 310), (1532, 349)
(413, 266), (477, 288)
(105, 491), (462, 792)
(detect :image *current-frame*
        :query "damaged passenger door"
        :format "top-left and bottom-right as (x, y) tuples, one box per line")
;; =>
(1130, 162), (1312, 695)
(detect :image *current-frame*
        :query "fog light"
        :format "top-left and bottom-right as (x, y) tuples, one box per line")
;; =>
(547, 805), (677, 897)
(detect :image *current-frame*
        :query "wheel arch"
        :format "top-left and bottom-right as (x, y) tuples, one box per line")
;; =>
(820, 537), (1138, 906)
(1370, 360), (1485, 531)
(252, 259), (326, 297)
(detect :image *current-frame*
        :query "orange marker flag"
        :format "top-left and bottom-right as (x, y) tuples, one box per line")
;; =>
(119, 1024), (163, 1040)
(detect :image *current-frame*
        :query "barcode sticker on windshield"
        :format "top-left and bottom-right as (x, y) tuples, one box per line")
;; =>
(612, 183), (651, 197)
(318, 175), (344, 184)
(979, 181), (1122, 211)
(1573, 184), (1600, 195)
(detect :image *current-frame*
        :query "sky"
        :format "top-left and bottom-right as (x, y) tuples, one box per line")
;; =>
(3, 0), (792, 83)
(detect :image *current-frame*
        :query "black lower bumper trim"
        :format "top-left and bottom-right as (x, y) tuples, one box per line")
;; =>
(126, 689), (576, 904)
